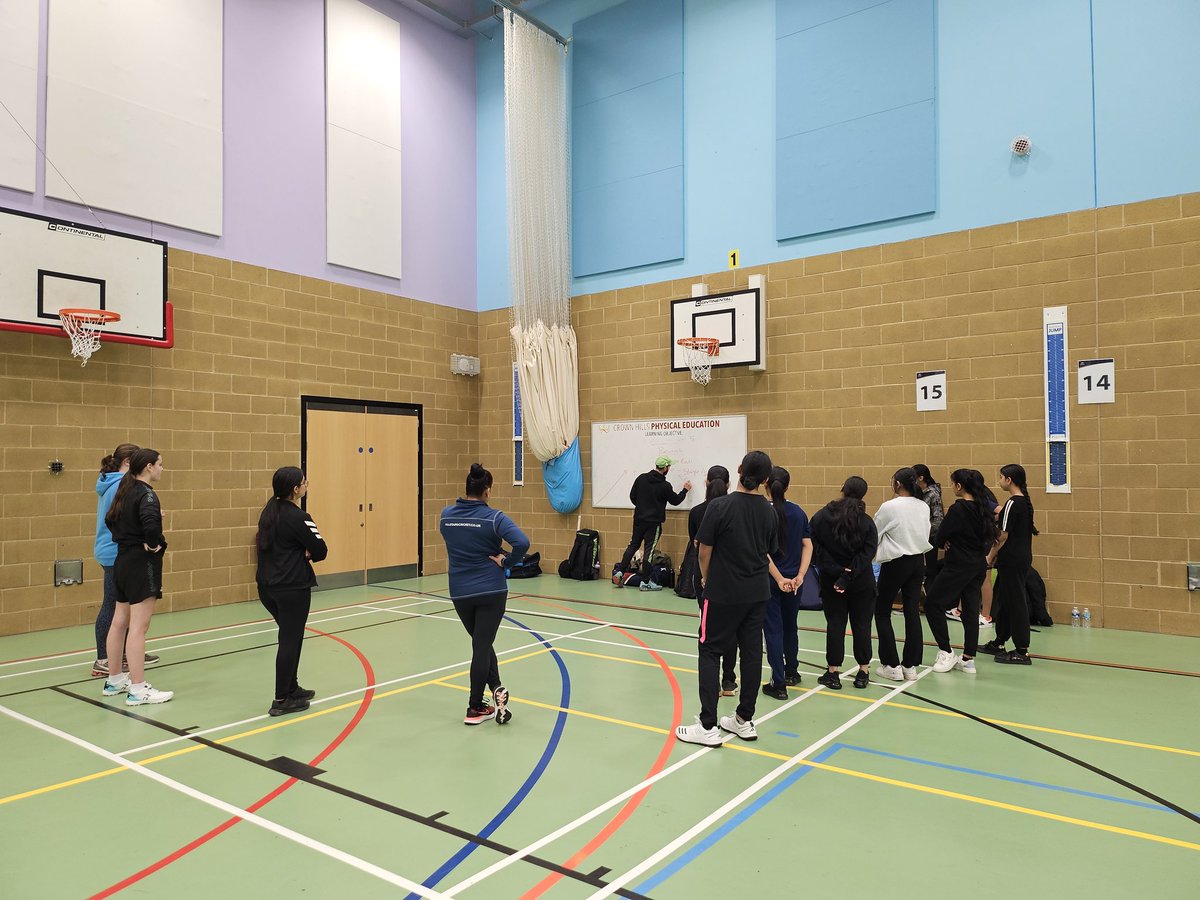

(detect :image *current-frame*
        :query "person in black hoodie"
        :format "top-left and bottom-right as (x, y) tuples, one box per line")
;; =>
(981, 463), (1039, 665)
(256, 467), (329, 716)
(686, 465), (738, 695)
(102, 448), (173, 705)
(924, 468), (997, 675)
(810, 476), (878, 690)
(616, 456), (691, 591)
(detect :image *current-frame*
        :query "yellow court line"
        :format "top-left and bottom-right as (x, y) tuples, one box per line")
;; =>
(434, 681), (670, 736)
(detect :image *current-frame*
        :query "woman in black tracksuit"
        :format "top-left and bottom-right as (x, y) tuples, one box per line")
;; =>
(687, 465), (737, 695)
(810, 476), (878, 690)
(256, 467), (328, 717)
(982, 463), (1038, 665)
(923, 468), (996, 675)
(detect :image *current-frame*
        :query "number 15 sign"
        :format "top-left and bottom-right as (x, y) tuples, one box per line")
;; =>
(1078, 358), (1115, 404)
(916, 370), (947, 411)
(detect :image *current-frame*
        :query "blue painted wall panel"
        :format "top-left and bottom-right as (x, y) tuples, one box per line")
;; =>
(572, 0), (684, 107)
(778, 100), (936, 237)
(777, 0), (897, 40)
(572, 75), (684, 191)
(573, 167), (685, 276)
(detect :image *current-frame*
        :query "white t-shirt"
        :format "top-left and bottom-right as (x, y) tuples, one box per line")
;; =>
(874, 496), (933, 563)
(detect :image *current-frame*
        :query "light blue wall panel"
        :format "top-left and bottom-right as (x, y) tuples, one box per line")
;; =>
(573, 75), (684, 190)
(777, 0), (896, 40)
(573, 167), (684, 275)
(778, 101), (935, 237)
(572, 0), (684, 106)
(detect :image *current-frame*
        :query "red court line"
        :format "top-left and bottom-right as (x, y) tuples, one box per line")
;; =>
(89, 624), (378, 899)
(519, 597), (685, 900)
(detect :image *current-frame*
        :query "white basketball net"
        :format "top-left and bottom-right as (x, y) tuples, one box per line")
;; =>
(505, 12), (577, 463)
(60, 311), (113, 366)
(679, 340), (718, 385)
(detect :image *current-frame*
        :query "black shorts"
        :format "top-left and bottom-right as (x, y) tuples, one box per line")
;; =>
(113, 547), (164, 604)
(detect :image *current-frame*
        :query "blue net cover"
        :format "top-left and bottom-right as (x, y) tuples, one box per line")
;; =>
(542, 436), (583, 513)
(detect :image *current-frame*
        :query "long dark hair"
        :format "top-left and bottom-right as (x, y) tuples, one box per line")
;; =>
(768, 466), (790, 544)
(256, 467), (305, 552)
(99, 443), (138, 476)
(705, 464), (730, 501)
(466, 462), (493, 498)
(828, 475), (868, 549)
(1000, 463), (1039, 535)
(949, 468), (998, 541)
(105, 448), (160, 528)
(738, 450), (773, 491)
(911, 464), (937, 489)
(892, 467), (920, 497)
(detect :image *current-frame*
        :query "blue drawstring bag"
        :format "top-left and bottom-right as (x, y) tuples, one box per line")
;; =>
(542, 436), (583, 514)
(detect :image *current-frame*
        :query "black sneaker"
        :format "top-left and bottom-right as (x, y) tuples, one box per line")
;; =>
(979, 640), (1007, 656)
(817, 671), (842, 691)
(853, 669), (870, 690)
(761, 682), (788, 701)
(720, 679), (737, 697)
(269, 696), (310, 717)
(290, 685), (316, 701)
(995, 650), (1033, 666)
(784, 672), (802, 686)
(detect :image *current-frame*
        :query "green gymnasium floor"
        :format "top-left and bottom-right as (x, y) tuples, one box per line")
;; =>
(1, 576), (1197, 898)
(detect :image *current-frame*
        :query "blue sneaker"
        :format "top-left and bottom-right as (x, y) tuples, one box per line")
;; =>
(638, 581), (662, 592)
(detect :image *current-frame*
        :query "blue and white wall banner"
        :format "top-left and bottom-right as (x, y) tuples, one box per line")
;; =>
(1043, 306), (1071, 494)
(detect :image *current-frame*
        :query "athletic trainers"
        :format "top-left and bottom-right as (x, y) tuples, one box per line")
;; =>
(978, 639), (1006, 656)
(853, 669), (870, 689)
(290, 685), (316, 701)
(638, 581), (662, 592)
(932, 650), (959, 673)
(102, 672), (131, 696)
(955, 657), (977, 674)
(784, 671), (802, 686)
(875, 664), (904, 682)
(612, 571), (624, 587)
(493, 686), (512, 725)
(720, 678), (737, 696)
(127, 683), (173, 706)
(93, 655), (157, 676)
(675, 722), (723, 746)
(979, 615), (993, 628)
(761, 682), (788, 701)
(464, 704), (496, 725)
(902, 666), (919, 681)
(269, 696), (310, 717)
(945, 608), (963, 622)
(994, 650), (1033, 666)
(143, 653), (160, 666)
(817, 670), (843, 690)
(718, 714), (758, 741)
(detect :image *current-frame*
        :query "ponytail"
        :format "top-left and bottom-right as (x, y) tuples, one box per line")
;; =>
(911, 463), (938, 489)
(738, 450), (773, 491)
(705, 478), (728, 501)
(105, 448), (160, 529)
(465, 462), (493, 498)
(1000, 463), (1038, 536)
(256, 467), (305, 552)
(829, 476), (868, 549)
(99, 442), (139, 476)
(949, 468), (998, 542)
(768, 466), (790, 545)
(892, 467), (920, 498)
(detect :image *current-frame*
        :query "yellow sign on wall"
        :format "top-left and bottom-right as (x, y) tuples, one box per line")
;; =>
(728, 249), (740, 269)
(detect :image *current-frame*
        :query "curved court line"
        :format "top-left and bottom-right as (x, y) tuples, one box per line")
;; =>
(519, 598), (685, 900)
(89, 623), (380, 899)
(406, 615), (573, 899)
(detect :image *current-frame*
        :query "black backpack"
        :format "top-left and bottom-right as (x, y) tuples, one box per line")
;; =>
(1027, 567), (1052, 626)
(558, 529), (601, 581)
(505, 551), (542, 579)
(675, 543), (699, 598)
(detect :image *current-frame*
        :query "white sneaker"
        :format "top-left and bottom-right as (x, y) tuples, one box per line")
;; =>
(675, 722), (722, 746)
(127, 683), (173, 706)
(945, 609), (962, 622)
(956, 657), (977, 674)
(875, 665), (904, 682)
(718, 714), (758, 741)
(102, 672), (131, 696)
(902, 666), (919, 681)
(979, 615), (993, 628)
(932, 650), (959, 673)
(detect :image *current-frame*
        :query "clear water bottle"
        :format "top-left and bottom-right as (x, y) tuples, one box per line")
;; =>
(1071, 606), (1080, 627)
(1082, 608), (1092, 628)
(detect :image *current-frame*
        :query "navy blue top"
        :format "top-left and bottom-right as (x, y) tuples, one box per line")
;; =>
(772, 501), (812, 577)
(439, 498), (530, 600)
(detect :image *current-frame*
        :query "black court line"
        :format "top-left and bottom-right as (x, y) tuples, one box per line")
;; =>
(902, 688), (1200, 828)
(50, 686), (651, 899)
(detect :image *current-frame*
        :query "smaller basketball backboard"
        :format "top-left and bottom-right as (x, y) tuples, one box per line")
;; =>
(670, 286), (762, 372)
(0, 206), (172, 347)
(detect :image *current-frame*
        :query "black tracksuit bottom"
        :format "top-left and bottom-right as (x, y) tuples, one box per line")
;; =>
(453, 591), (506, 708)
(875, 553), (926, 668)
(619, 519), (662, 579)
(697, 598), (766, 729)
(924, 560), (985, 658)
(820, 570), (876, 668)
(260, 586), (312, 700)
(992, 562), (1031, 651)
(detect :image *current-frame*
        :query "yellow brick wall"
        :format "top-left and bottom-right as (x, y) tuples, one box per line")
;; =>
(0, 250), (479, 636)
(480, 193), (1200, 637)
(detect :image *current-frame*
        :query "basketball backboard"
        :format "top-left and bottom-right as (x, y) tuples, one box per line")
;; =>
(670, 286), (762, 372)
(0, 206), (172, 347)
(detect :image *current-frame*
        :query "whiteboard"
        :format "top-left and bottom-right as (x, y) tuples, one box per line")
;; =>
(591, 415), (748, 510)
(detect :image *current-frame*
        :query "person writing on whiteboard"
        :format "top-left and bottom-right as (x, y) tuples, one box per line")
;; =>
(615, 456), (691, 592)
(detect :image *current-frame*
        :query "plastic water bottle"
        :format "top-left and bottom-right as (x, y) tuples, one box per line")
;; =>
(1071, 606), (1080, 627)
(1082, 607), (1092, 628)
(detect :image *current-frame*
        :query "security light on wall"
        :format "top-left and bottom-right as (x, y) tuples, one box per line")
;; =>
(451, 354), (480, 376)
(1011, 135), (1032, 156)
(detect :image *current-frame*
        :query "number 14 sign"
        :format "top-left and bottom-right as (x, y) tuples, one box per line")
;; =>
(1078, 358), (1115, 404)
(916, 370), (947, 411)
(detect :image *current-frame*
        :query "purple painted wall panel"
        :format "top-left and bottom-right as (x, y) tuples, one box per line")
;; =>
(1, 0), (476, 310)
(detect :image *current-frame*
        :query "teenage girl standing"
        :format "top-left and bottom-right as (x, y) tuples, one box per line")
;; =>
(872, 468), (931, 681)
(912, 464), (943, 583)
(923, 469), (997, 674)
(981, 464), (1038, 665)
(687, 465), (738, 695)
(761, 466), (813, 699)
(810, 476), (878, 690)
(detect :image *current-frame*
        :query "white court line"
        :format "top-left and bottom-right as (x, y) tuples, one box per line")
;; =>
(114, 619), (611, 757)
(586, 668), (935, 898)
(441, 673), (839, 897)
(0, 597), (443, 683)
(0, 702), (449, 898)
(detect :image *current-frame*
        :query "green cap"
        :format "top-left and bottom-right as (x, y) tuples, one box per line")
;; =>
(655, 456), (673, 468)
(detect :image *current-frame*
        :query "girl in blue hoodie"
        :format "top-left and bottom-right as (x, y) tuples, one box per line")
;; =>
(92, 443), (159, 677)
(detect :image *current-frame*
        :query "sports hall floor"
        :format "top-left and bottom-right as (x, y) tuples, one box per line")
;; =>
(1, 576), (1196, 898)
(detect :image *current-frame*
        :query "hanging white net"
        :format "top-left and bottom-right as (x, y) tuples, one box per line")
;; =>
(504, 11), (577, 466)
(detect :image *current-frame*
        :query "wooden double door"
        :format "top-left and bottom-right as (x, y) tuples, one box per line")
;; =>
(303, 399), (421, 588)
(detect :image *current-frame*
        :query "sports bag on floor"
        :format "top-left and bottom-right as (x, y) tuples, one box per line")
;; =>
(558, 529), (601, 581)
(505, 551), (542, 579)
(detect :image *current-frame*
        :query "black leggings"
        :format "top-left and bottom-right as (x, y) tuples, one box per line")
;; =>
(453, 591), (507, 708)
(620, 520), (662, 578)
(260, 587), (312, 699)
(924, 561), (985, 658)
(819, 570), (876, 668)
(875, 554), (926, 668)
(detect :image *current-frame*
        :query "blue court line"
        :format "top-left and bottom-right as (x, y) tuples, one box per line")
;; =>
(632, 744), (842, 894)
(775, 730), (802, 738)
(407, 615), (572, 898)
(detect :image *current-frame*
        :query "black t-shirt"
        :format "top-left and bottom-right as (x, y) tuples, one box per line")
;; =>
(996, 495), (1034, 567)
(695, 491), (779, 605)
(687, 499), (710, 543)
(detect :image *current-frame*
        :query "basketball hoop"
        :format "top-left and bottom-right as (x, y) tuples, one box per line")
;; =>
(58, 308), (121, 366)
(677, 336), (720, 385)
